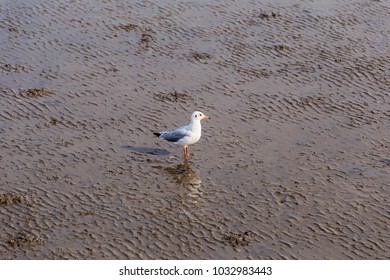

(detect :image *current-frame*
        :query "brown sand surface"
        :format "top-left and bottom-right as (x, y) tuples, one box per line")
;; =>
(0, 0), (389, 259)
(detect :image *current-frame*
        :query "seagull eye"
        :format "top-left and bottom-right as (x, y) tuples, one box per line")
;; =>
(195, 114), (198, 117)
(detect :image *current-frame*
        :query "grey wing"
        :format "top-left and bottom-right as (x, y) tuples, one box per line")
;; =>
(160, 128), (191, 142)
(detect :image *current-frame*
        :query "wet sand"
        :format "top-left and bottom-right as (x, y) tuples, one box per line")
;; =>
(1, 0), (389, 259)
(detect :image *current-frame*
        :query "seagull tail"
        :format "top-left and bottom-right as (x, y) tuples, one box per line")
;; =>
(153, 132), (161, 137)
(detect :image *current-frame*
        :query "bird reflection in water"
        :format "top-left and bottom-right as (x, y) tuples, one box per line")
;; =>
(164, 161), (202, 203)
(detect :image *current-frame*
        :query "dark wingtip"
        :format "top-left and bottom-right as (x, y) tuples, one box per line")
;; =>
(153, 132), (161, 137)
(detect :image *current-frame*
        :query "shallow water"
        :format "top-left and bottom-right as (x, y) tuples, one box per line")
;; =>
(1, 0), (389, 259)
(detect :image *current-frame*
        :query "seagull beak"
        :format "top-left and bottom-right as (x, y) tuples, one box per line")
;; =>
(202, 115), (210, 120)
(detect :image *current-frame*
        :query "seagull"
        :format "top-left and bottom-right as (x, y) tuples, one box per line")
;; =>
(154, 111), (209, 160)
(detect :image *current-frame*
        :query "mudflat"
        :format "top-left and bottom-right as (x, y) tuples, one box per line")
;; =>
(0, 0), (389, 259)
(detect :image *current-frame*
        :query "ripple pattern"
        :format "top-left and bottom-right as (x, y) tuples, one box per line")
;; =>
(1, 0), (389, 259)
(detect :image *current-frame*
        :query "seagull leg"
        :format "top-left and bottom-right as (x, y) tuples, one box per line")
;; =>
(184, 146), (189, 160)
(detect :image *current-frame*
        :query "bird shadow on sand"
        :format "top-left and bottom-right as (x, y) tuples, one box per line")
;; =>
(379, 159), (390, 165)
(123, 145), (202, 190)
(122, 145), (171, 156)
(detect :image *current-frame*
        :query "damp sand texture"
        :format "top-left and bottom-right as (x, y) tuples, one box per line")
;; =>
(1, 0), (389, 259)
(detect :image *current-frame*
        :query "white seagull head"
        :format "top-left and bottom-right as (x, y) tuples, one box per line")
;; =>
(191, 111), (209, 123)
